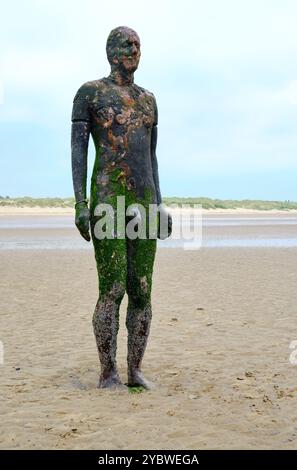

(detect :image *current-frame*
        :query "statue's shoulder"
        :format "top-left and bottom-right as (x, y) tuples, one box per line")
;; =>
(134, 83), (156, 102)
(73, 79), (106, 101)
(134, 84), (158, 124)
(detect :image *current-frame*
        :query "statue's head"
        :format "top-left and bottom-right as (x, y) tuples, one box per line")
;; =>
(106, 26), (141, 73)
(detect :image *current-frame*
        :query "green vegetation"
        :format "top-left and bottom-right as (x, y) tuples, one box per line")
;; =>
(127, 385), (145, 394)
(163, 197), (297, 211)
(0, 196), (74, 208)
(0, 196), (297, 210)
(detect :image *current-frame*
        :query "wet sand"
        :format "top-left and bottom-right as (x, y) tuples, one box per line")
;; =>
(1, 212), (297, 249)
(1, 245), (297, 449)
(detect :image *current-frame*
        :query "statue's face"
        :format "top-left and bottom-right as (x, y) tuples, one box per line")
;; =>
(110, 30), (141, 73)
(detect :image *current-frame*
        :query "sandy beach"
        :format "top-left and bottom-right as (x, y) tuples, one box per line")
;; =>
(1, 214), (297, 449)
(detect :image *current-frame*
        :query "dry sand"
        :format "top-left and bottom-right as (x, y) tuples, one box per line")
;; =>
(1, 245), (297, 449)
(1, 206), (297, 216)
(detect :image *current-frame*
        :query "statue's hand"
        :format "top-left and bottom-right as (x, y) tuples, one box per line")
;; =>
(75, 202), (91, 242)
(158, 204), (172, 240)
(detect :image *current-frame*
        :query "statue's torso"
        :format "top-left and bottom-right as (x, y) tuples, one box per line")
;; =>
(72, 78), (158, 206)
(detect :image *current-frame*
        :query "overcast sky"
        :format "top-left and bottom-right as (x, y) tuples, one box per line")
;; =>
(1, 0), (297, 199)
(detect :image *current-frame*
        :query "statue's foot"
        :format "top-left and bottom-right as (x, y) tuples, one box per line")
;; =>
(128, 369), (155, 390)
(98, 370), (127, 390)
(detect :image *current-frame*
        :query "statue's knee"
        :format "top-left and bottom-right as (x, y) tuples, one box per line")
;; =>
(96, 281), (125, 310)
(128, 276), (151, 309)
(109, 281), (126, 302)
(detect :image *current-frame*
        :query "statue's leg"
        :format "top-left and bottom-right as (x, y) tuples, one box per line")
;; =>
(91, 233), (127, 389)
(126, 236), (157, 389)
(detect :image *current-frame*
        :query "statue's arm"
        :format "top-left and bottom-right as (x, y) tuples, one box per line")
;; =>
(71, 88), (92, 242)
(151, 124), (162, 205)
(150, 103), (172, 239)
(71, 120), (91, 203)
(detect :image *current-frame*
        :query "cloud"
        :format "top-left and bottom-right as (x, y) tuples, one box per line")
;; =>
(1, 0), (297, 198)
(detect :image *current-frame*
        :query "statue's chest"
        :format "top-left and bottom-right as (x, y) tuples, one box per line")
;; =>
(90, 88), (155, 130)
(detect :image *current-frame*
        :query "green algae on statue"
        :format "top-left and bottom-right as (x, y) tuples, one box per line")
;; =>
(71, 26), (172, 390)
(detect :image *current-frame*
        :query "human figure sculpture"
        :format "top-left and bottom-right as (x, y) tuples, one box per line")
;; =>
(71, 26), (172, 389)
